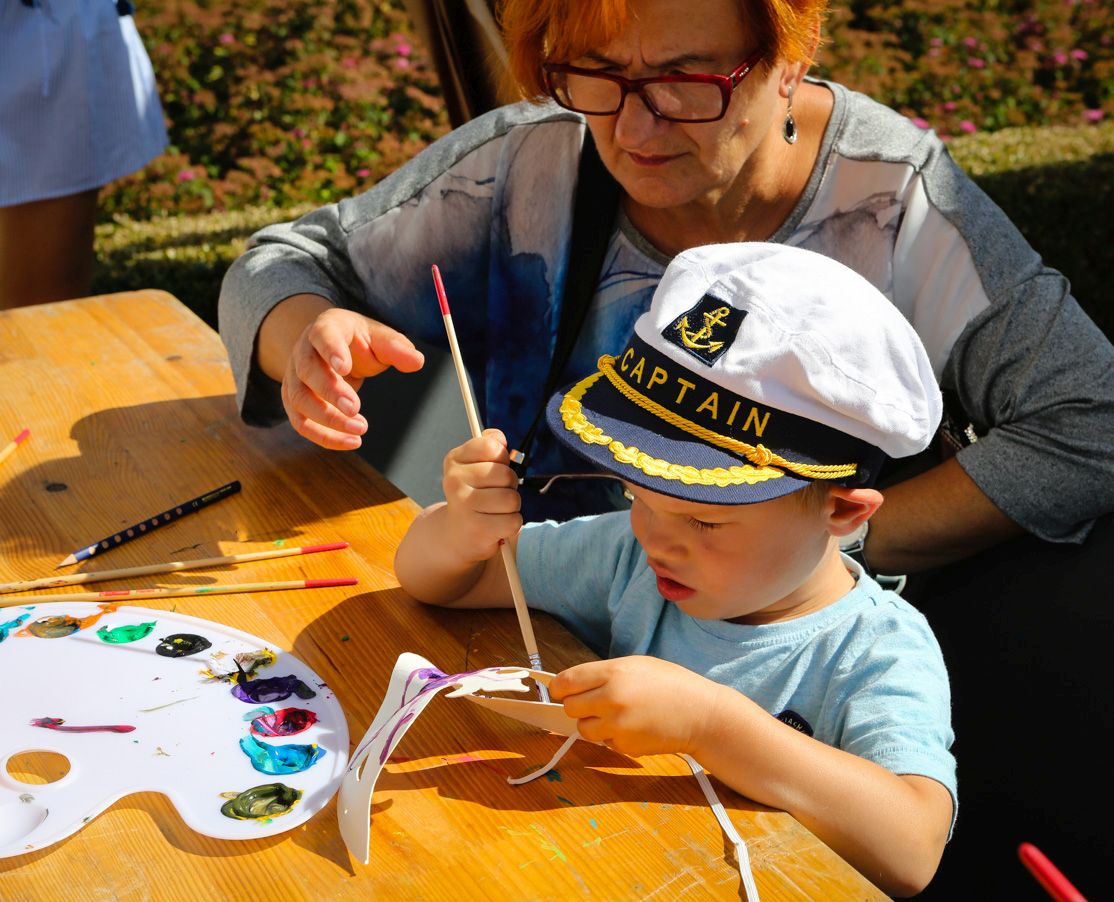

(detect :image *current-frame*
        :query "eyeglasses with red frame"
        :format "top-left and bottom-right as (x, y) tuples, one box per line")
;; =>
(542, 52), (764, 123)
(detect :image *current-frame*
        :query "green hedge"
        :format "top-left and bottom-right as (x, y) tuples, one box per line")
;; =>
(92, 121), (1113, 339)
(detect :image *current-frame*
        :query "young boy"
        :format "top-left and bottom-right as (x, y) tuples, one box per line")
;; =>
(395, 243), (956, 896)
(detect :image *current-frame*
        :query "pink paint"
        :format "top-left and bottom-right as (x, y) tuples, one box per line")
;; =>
(431, 265), (450, 316)
(31, 717), (135, 734)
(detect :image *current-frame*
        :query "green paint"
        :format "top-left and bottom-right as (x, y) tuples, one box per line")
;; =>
(220, 783), (302, 820)
(340, 635), (350, 642)
(555, 795), (574, 806)
(529, 823), (567, 863)
(97, 621), (157, 644)
(273, 539), (286, 547)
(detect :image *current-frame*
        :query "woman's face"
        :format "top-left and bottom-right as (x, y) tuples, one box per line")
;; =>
(571, 0), (787, 213)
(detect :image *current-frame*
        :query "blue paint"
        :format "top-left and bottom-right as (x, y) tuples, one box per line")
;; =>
(555, 795), (575, 806)
(589, 819), (597, 829)
(238, 734), (325, 775)
(544, 769), (562, 782)
(0, 613), (30, 643)
(242, 706), (276, 722)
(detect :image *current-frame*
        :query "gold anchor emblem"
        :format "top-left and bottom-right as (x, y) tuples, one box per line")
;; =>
(676, 306), (732, 353)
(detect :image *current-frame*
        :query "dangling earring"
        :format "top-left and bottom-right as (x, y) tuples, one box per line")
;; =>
(783, 84), (798, 145)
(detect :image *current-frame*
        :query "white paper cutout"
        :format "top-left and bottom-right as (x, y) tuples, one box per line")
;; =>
(338, 653), (568, 863)
(339, 653), (758, 899)
(505, 732), (580, 785)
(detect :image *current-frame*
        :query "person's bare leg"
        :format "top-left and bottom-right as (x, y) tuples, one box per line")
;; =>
(0, 188), (100, 309)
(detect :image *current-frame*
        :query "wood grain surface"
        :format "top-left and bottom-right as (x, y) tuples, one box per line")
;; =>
(0, 291), (888, 901)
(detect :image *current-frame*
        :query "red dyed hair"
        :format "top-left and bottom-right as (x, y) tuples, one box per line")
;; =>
(498, 0), (828, 99)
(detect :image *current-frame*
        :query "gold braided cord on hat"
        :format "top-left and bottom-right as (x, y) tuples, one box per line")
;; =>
(559, 355), (859, 484)
(560, 369), (783, 486)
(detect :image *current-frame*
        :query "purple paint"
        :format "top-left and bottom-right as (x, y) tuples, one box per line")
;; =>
(231, 675), (316, 704)
(380, 712), (417, 765)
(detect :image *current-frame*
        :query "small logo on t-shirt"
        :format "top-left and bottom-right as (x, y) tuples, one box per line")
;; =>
(776, 709), (813, 736)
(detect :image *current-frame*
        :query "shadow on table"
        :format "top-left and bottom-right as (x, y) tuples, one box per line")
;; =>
(289, 588), (775, 867)
(0, 396), (406, 570)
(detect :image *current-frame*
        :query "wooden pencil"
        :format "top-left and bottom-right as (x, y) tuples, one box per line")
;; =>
(0, 542), (349, 594)
(55, 480), (242, 568)
(432, 264), (546, 680)
(0, 577), (359, 609)
(0, 428), (30, 469)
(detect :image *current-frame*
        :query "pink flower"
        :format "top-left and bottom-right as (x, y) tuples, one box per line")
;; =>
(355, 168), (371, 178)
(292, 127), (305, 139)
(218, 33), (234, 45)
(302, 138), (313, 149)
(1053, 51), (1069, 65)
(963, 36), (979, 48)
(967, 57), (986, 69)
(1084, 109), (1104, 123)
(342, 56), (357, 69)
(943, 100), (958, 111)
(177, 169), (196, 182)
(396, 42), (412, 57)
(930, 37), (943, 47)
(959, 120), (977, 134)
(1071, 49), (1088, 61)
(393, 57), (411, 70)
(911, 117), (931, 130)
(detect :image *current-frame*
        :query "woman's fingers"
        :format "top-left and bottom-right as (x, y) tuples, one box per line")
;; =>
(282, 309), (426, 449)
(363, 323), (425, 375)
(282, 372), (368, 450)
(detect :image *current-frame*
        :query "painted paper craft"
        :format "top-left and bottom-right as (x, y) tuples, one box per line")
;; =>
(338, 653), (574, 864)
(339, 653), (760, 899)
(0, 602), (348, 857)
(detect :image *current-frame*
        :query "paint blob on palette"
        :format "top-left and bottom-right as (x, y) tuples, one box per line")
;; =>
(0, 603), (348, 857)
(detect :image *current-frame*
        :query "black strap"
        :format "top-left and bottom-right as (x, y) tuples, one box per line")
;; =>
(513, 129), (621, 475)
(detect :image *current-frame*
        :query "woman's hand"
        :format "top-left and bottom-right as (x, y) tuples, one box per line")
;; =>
(550, 656), (723, 758)
(442, 429), (523, 564)
(279, 305), (425, 450)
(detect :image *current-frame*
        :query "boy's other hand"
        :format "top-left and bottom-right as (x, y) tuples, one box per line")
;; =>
(551, 657), (722, 758)
(442, 428), (523, 563)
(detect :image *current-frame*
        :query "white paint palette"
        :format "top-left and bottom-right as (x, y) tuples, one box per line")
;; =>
(0, 603), (348, 857)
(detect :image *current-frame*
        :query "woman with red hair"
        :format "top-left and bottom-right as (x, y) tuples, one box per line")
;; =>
(219, 2), (1113, 895)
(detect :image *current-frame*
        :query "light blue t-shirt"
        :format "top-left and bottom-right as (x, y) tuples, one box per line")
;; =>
(517, 511), (957, 816)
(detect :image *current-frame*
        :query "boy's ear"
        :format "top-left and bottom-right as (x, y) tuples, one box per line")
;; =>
(826, 487), (883, 538)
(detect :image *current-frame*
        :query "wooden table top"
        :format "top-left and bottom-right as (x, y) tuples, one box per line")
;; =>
(0, 291), (887, 900)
